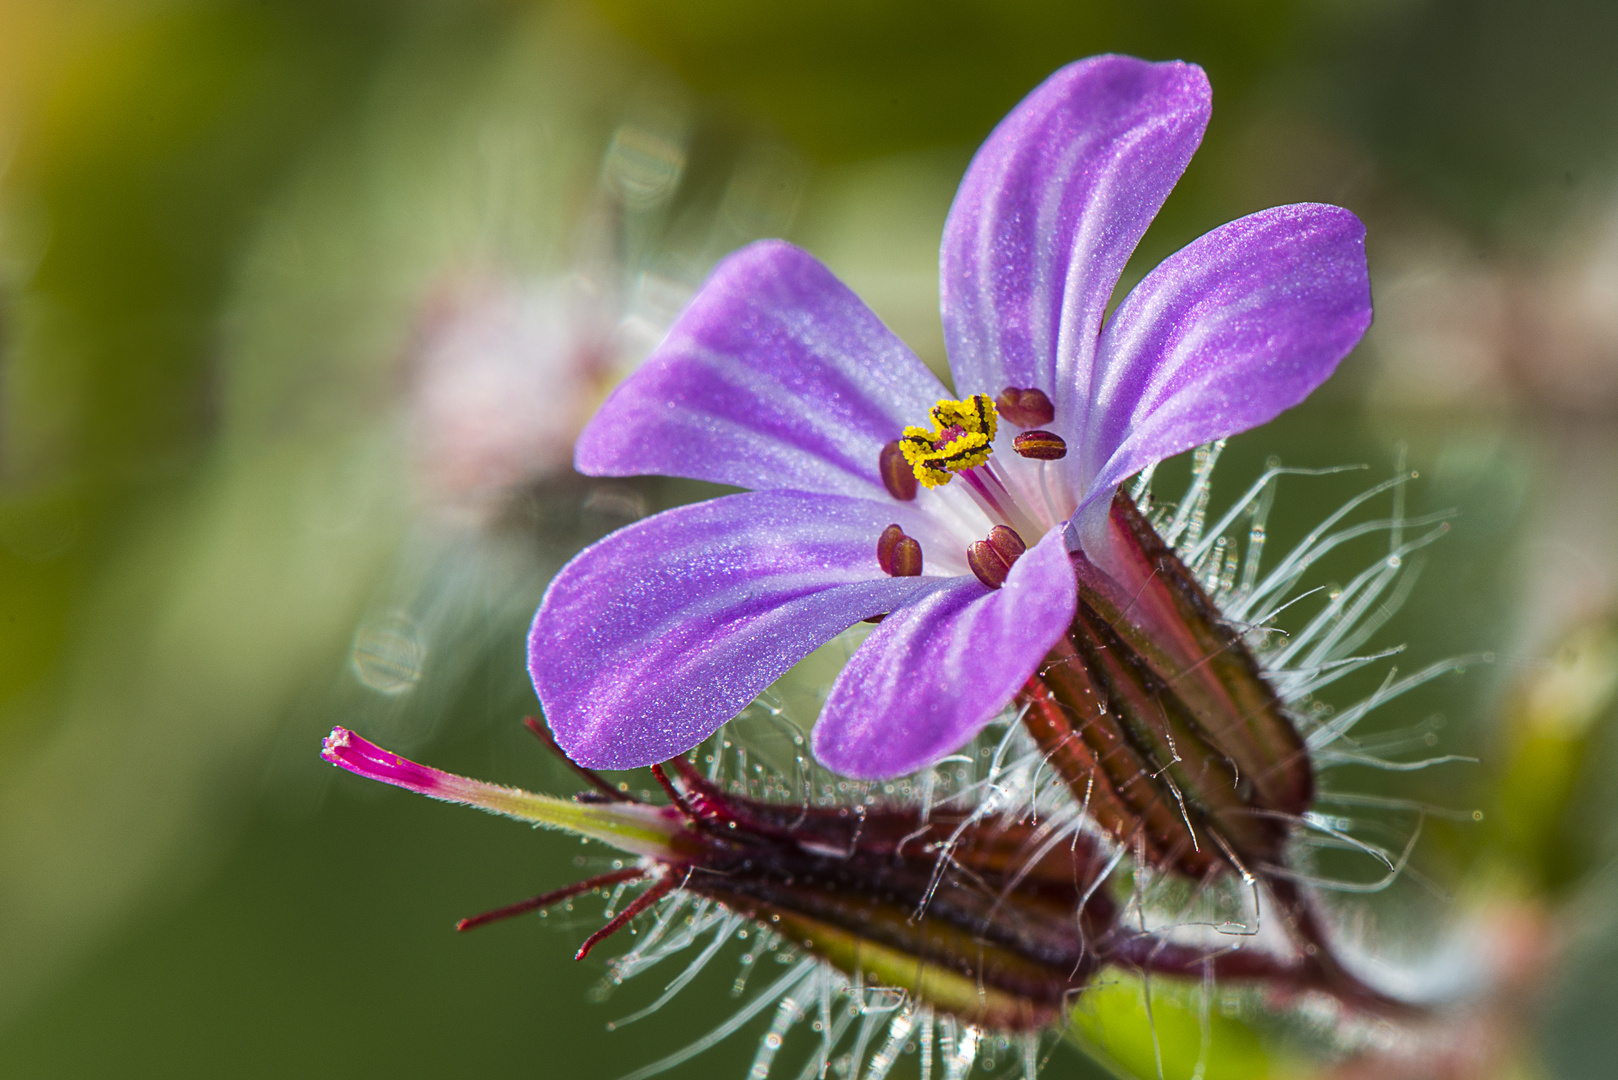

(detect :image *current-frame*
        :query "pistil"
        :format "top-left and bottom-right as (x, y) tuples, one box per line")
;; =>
(891, 393), (1053, 550)
(898, 394), (998, 489)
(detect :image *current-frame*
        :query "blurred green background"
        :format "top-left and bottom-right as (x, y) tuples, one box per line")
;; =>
(2, 1), (1617, 1077)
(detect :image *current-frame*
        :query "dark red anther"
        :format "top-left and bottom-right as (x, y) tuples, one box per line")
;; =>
(968, 540), (1010, 589)
(995, 387), (1055, 428)
(987, 524), (1026, 564)
(877, 524), (923, 577)
(876, 524), (903, 572)
(890, 536), (923, 577)
(969, 525), (1025, 589)
(878, 440), (917, 501)
(1013, 430), (1067, 460)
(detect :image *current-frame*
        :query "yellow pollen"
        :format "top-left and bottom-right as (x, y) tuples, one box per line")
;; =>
(898, 394), (999, 489)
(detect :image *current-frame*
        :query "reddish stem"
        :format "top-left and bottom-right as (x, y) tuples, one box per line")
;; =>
(574, 873), (682, 961)
(1265, 876), (1420, 1017)
(1105, 919), (1416, 1017)
(523, 716), (636, 802)
(649, 763), (701, 820)
(1104, 881), (1420, 1017)
(659, 758), (765, 835)
(456, 867), (646, 933)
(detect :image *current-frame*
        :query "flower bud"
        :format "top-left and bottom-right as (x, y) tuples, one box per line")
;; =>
(1020, 491), (1308, 878)
(336, 722), (1411, 1013)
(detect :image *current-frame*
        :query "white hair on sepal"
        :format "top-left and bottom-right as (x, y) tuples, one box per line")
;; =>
(1133, 445), (1505, 1012)
(1146, 442), (1492, 772)
(532, 719), (1082, 1080)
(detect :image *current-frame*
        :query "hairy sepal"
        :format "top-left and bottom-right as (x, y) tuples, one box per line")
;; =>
(1022, 491), (1311, 877)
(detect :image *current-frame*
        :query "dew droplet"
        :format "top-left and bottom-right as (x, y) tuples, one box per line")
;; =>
(350, 613), (426, 695)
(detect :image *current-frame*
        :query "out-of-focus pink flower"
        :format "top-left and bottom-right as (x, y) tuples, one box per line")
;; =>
(1369, 196), (1618, 414)
(408, 273), (617, 519)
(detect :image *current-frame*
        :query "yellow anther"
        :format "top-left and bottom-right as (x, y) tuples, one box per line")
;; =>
(897, 394), (999, 489)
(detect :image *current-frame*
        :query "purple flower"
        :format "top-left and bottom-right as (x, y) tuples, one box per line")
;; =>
(530, 55), (1372, 778)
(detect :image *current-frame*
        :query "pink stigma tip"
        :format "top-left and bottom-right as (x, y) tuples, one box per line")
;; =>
(321, 726), (448, 797)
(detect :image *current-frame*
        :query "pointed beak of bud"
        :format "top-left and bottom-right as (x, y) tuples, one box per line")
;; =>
(321, 727), (687, 858)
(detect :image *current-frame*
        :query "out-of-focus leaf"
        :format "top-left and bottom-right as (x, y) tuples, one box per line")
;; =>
(1066, 972), (1281, 1080)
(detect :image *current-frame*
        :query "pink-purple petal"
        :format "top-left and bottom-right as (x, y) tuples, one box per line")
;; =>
(530, 490), (954, 770)
(1076, 204), (1373, 534)
(575, 240), (947, 499)
(940, 55), (1210, 426)
(811, 528), (1077, 779)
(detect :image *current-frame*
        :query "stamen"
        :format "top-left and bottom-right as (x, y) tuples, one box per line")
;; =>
(877, 524), (902, 570)
(967, 543), (1007, 589)
(876, 524), (923, 577)
(973, 463), (1043, 537)
(878, 440), (918, 501)
(891, 538), (923, 577)
(994, 387), (1054, 428)
(1035, 462), (1063, 525)
(986, 524), (1026, 564)
(966, 526), (1025, 590)
(1013, 430), (1066, 460)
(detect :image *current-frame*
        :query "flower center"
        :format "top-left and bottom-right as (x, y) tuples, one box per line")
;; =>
(873, 389), (1079, 587)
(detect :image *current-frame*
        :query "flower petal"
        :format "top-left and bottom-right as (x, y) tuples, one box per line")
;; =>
(530, 490), (955, 769)
(575, 240), (947, 499)
(940, 56), (1210, 422)
(812, 528), (1077, 779)
(1075, 203), (1373, 542)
